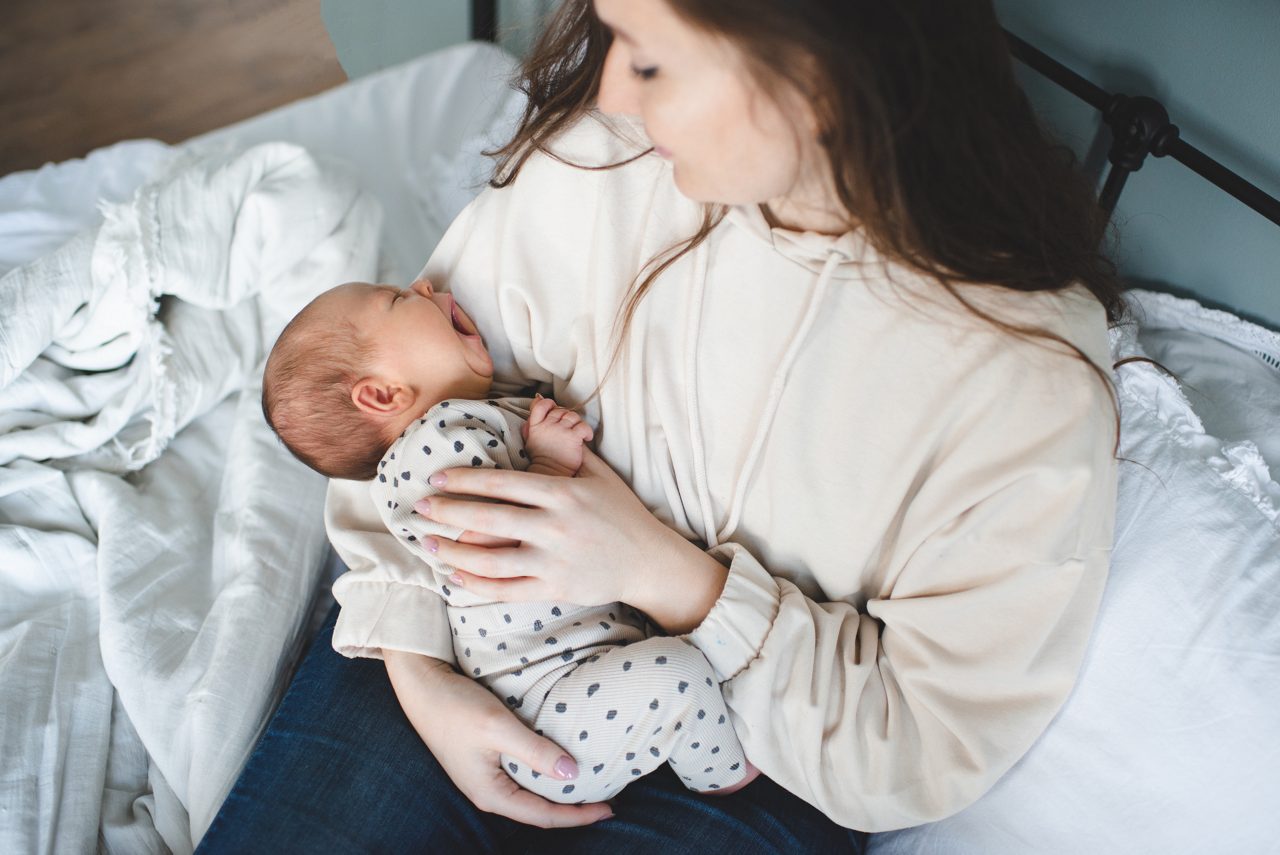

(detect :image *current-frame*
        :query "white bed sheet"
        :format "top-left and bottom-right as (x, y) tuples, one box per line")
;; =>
(0, 42), (521, 855)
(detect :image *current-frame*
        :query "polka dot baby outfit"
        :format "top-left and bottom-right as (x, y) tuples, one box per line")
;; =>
(370, 397), (750, 803)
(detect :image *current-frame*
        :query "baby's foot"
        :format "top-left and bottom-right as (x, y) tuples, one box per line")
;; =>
(703, 760), (761, 796)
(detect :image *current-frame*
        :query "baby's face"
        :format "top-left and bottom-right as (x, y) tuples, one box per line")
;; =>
(323, 279), (494, 400)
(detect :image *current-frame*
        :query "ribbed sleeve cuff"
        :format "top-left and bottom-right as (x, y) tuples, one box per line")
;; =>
(682, 543), (781, 682)
(331, 580), (457, 665)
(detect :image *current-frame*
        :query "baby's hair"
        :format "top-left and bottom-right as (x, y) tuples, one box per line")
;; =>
(262, 305), (391, 481)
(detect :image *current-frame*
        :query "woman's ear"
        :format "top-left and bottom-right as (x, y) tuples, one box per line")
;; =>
(351, 377), (413, 416)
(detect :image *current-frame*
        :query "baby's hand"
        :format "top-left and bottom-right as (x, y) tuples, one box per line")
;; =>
(521, 395), (594, 477)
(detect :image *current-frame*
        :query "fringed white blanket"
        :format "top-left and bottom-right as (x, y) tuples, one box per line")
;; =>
(0, 142), (381, 853)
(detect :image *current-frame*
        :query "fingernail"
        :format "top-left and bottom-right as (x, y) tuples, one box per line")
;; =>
(598, 811), (615, 822)
(414, 498), (431, 515)
(423, 537), (438, 553)
(428, 473), (446, 487)
(448, 573), (463, 586)
(554, 756), (578, 780)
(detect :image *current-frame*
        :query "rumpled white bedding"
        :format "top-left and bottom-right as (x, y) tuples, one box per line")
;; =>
(0, 142), (381, 853)
(1, 43), (523, 854)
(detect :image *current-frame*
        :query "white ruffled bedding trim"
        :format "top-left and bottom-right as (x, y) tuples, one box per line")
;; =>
(1126, 287), (1280, 372)
(87, 151), (205, 468)
(1112, 297), (1280, 526)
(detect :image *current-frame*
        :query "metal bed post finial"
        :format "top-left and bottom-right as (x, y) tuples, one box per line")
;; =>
(1098, 94), (1180, 214)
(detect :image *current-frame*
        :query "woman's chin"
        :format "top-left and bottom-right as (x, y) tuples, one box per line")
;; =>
(671, 168), (758, 209)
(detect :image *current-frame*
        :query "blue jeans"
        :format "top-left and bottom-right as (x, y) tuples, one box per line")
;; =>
(197, 603), (867, 854)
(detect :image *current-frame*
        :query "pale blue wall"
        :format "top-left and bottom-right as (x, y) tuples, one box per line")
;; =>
(321, 2), (467, 78)
(994, 0), (1280, 328)
(321, 1), (553, 78)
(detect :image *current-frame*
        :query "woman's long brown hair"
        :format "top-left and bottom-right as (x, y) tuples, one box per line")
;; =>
(488, 0), (1126, 438)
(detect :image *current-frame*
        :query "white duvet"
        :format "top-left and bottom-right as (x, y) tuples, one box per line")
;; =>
(0, 142), (381, 854)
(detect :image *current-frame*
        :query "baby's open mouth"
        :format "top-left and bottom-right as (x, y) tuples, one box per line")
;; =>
(450, 298), (479, 337)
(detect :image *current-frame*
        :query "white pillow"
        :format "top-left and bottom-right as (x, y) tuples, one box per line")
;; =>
(868, 313), (1280, 854)
(1131, 288), (1280, 475)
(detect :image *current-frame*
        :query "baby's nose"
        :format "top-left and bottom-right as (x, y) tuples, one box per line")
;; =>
(410, 278), (434, 298)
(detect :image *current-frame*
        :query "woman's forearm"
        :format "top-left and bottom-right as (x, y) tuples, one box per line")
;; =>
(626, 528), (729, 635)
(384, 649), (456, 699)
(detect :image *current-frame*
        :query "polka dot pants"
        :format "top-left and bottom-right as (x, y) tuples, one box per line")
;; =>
(499, 636), (750, 804)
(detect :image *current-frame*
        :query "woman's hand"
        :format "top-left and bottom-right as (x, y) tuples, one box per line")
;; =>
(414, 449), (728, 633)
(384, 649), (614, 828)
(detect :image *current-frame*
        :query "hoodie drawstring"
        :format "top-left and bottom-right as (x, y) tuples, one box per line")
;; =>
(686, 247), (842, 549)
(683, 241), (718, 548)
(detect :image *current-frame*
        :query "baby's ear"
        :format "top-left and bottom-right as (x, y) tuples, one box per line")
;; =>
(351, 377), (412, 416)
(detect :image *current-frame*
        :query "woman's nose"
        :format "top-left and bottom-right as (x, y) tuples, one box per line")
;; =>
(597, 42), (641, 116)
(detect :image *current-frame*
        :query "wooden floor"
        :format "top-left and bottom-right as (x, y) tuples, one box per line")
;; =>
(0, 0), (348, 176)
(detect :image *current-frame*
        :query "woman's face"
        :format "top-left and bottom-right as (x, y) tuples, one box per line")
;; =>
(594, 0), (836, 226)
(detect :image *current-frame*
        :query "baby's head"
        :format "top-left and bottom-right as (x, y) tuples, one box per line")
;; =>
(262, 279), (494, 480)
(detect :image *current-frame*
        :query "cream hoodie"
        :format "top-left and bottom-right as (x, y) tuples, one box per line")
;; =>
(325, 114), (1118, 831)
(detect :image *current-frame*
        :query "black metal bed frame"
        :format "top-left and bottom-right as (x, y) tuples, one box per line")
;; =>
(468, 2), (1280, 229)
(1003, 31), (1280, 226)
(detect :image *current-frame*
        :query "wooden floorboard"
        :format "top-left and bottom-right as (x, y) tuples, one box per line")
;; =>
(0, 0), (347, 175)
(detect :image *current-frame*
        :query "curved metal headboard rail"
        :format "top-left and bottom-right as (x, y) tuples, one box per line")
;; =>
(1004, 29), (1280, 226)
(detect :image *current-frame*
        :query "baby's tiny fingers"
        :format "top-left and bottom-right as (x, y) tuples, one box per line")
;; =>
(529, 397), (556, 424)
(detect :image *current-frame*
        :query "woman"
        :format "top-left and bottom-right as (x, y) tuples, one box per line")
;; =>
(200, 0), (1120, 851)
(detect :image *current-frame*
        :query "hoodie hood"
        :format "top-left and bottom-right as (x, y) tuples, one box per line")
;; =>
(724, 203), (879, 280)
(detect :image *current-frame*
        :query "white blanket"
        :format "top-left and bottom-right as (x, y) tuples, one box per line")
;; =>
(0, 142), (381, 853)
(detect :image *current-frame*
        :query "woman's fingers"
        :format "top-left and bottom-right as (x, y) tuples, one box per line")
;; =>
(481, 715), (614, 827)
(416, 493), (541, 540)
(482, 780), (613, 829)
(390, 655), (612, 830)
(426, 467), (560, 507)
(448, 569), (549, 601)
(499, 716), (581, 782)
(424, 539), (527, 579)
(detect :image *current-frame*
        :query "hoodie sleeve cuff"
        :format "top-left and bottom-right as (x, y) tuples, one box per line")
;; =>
(682, 543), (781, 682)
(331, 579), (457, 665)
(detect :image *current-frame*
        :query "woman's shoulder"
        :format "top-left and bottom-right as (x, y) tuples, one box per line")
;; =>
(449, 111), (699, 270)
(546, 111), (655, 164)
(877, 273), (1111, 369)
(495, 111), (668, 194)
(970, 282), (1112, 373)
(853, 277), (1115, 427)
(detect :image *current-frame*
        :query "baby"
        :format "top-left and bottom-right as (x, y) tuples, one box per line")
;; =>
(262, 278), (758, 804)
